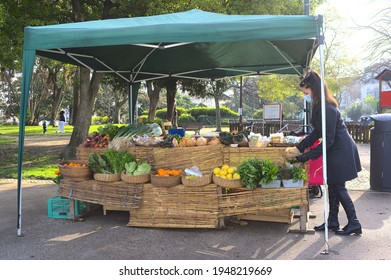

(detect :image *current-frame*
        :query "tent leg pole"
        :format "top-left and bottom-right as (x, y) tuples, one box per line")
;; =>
(319, 23), (330, 254)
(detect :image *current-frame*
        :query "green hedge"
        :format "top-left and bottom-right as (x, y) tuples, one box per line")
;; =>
(178, 114), (196, 126)
(155, 107), (188, 120)
(92, 116), (109, 125)
(188, 106), (239, 119)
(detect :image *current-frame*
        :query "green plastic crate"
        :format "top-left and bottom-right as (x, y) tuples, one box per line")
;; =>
(47, 196), (87, 219)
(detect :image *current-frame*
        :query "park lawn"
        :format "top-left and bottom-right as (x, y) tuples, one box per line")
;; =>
(0, 124), (103, 136)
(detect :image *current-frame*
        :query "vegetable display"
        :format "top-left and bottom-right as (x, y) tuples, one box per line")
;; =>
(88, 149), (135, 174)
(237, 159), (263, 188)
(124, 161), (151, 176)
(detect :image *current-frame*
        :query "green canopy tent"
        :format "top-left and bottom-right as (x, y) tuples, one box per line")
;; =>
(18, 10), (329, 244)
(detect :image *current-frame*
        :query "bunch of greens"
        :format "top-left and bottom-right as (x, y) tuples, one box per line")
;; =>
(88, 149), (135, 174)
(260, 159), (279, 184)
(114, 123), (162, 139)
(291, 165), (307, 182)
(278, 163), (307, 182)
(97, 124), (120, 140)
(124, 161), (151, 176)
(237, 159), (263, 188)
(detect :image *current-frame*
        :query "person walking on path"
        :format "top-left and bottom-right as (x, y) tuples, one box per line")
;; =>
(288, 70), (362, 236)
(42, 121), (47, 134)
(56, 111), (66, 134)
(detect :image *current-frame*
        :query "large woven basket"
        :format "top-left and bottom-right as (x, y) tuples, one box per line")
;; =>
(93, 173), (121, 182)
(150, 172), (181, 187)
(181, 173), (212, 187)
(58, 160), (92, 181)
(212, 174), (244, 189)
(120, 171), (150, 184)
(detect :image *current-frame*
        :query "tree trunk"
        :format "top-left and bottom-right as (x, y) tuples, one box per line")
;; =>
(214, 96), (222, 132)
(48, 68), (64, 127)
(61, 68), (103, 159)
(166, 78), (177, 122)
(147, 81), (161, 121)
(112, 91), (127, 124)
(71, 67), (80, 125)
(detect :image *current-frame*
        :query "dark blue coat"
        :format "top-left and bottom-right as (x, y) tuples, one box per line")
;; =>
(297, 103), (361, 184)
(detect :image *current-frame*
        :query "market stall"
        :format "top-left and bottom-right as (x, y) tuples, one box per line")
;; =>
(17, 10), (325, 236)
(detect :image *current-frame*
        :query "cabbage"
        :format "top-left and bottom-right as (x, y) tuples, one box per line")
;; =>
(133, 162), (151, 175)
(124, 161), (137, 175)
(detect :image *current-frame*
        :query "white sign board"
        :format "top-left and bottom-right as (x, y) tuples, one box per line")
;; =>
(263, 104), (282, 120)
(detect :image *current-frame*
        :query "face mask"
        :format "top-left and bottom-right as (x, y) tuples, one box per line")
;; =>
(304, 95), (313, 103)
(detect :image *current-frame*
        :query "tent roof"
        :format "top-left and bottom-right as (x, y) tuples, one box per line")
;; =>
(375, 69), (391, 81)
(24, 9), (322, 82)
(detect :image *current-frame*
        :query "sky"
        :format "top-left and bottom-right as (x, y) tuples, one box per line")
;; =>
(316, 0), (390, 68)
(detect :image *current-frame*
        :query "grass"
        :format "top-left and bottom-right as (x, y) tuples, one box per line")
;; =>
(0, 124), (103, 136)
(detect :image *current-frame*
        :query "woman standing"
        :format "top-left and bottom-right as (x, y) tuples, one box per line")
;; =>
(294, 70), (362, 235)
(56, 110), (66, 134)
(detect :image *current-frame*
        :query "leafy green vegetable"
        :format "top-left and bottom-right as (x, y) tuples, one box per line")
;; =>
(133, 162), (151, 176)
(88, 154), (112, 174)
(104, 149), (135, 174)
(237, 159), (263, 188)
(260, 160), (279, 184)
(291, 165), (307, 182)
(125, 162), (137, 175)
(97, 124), (120, 140)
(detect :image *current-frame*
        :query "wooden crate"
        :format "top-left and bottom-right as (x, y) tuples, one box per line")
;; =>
(237, 208), (294, 224)
(222, 146), (286, 167)
(128, 183), (220, 228)
(152, 145), (224, 172)
(58, 178), (143, 209)
(218, 186), (308, 218)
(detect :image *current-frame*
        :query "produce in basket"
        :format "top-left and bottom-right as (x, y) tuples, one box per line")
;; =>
(124, 161), (151, 176)
(155, 168), (183, 176)
(213, 164), (240, 180)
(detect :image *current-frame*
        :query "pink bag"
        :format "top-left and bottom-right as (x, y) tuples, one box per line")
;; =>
(308, 140), (324, 185)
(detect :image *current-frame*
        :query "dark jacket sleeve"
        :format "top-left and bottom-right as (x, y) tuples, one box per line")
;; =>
(299, 105), (337, 162)
(296, 128), (321, 153)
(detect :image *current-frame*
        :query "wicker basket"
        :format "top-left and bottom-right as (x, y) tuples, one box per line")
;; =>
(93, 173), (121, 182)
(58, 160), (92, 181)
(120, 171), (150, 184)
(150, 172), (181, 187)
(181, 173), (212, 187)
(212, 174), (244, 189)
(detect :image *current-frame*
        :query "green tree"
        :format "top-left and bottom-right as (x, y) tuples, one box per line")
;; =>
(346, 99), (370, 122)
(364, 95), (379, 114)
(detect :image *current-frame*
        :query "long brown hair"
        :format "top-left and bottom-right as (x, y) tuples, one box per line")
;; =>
(299, 70), (338, 107)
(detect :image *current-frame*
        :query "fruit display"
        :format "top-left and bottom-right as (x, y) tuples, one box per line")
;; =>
(62, 162), (87, 167)
(155, 168), (183, 177)
(213, 164), (240, 180)
(80, 132), (110, 148)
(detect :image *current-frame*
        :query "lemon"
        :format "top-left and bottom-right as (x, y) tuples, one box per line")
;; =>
(220, 175), (227, 179)
(213, 167), (221, 175)
(221, 164), (230, 170)
(226, 173), (233, 180)
(227, 167), (235, 174)
(219, 169), (228, 176)
(233, 173), (241, 180)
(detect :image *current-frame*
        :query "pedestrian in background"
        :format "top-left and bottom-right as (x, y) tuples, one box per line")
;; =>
(56, 111), (66, 134)
(42, 121), (47, 134)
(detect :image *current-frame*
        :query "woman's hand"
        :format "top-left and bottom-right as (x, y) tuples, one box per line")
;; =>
(285, 147), (301, 159)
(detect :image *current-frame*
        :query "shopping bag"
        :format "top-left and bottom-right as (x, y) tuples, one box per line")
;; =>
(308, 140), (324, 185)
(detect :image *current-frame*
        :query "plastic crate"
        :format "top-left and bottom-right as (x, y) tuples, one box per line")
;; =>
(168, 128), (185, 137)
(47, 196), (87, 219)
